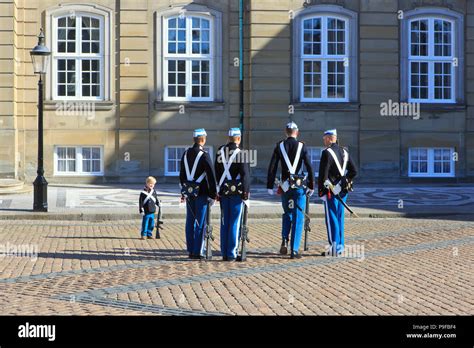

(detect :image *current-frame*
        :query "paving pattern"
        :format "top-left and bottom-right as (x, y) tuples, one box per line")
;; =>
(0, 217), (472, 315)
(64, 186), (474, 207)
(3, 185), (474, 214)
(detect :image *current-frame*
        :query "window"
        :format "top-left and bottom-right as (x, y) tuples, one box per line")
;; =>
(165, 146), (186, 176)
(408, 18), (454, 102)
(408, 148), (455, 177)
(54, 146), (104, 175)
(52, 14), (103, 100)
(46, 4), (113, 101)
(401, 8), (464, 104)
(301, 16), (348, 101)
(163, 15), (213, 101)
(156, 5), (223, 103)
(292, 5), (358, 103)
(165, 146), (213, 176)
(57, 147), (77, 172)
(307, 147), (324, 176)
(82, 147), (102, 172)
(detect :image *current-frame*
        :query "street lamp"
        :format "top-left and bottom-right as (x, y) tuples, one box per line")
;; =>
(30, 28), (51, 212)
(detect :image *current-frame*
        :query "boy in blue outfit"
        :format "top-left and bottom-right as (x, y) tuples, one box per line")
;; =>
(139, 176), (160, 240)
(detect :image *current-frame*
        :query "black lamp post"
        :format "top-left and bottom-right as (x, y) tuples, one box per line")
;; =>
(30, 29), (51, 212)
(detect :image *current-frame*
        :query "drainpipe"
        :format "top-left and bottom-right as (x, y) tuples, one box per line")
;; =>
(239, 0), (244, 146)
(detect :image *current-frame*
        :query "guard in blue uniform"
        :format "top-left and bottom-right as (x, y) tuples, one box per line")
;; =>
(267, 122), (315, 258)
(318, 129), (357, 257)
(180, 128), (217, 260)
(215, 128), (250, 261)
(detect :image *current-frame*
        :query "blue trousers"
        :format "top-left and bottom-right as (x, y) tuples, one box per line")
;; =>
(281, 188), (306, 254)
(185, 195), (208, 256)
(220, 195), (244, 259)
(141, 213), (155, 237)
(323, 193), (347, 255)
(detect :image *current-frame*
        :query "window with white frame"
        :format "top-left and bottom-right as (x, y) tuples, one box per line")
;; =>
(307, 147), (324, 176)
(165, 146), (213, 176)
(408, 18), (455, 103)
(163, 15), (213, 101)
(300, 15), (348, 102)
(408, 147), (455, 177)
(52, 13), (104, 100)
(401, 8), (464, 104)
(54, 146), (103, 175)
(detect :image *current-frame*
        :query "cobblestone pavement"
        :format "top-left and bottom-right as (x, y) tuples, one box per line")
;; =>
(0, 217), (472, 315)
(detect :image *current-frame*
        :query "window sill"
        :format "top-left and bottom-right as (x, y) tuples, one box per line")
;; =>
(54, 173), (104, 177)
(44, 100), (115, 111)
(154, 100), (225, 111)
(408, 174), (455, 178)
(418, 103), (466, 112)
(292, 102), (360, 112)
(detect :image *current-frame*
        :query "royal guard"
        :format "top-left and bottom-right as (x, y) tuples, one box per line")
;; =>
(215, 128), (250, 261)
(267, 122), (315, 258)
(179, 128), (217, 259)
(318, 129), (357, 257)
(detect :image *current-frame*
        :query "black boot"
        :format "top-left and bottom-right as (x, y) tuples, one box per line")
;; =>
(290, 251), (302, 259)
(279, 240), (288, 255)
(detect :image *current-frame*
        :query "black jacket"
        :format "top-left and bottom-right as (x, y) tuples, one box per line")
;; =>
(267, 137), (315, 190)
(179, 143), (217, 199)
(139, 188), (159, 214)
(318, 143), (357, 196)
(215, 142), (250, 199)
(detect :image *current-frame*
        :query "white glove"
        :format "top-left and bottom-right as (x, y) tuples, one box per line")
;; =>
(323, 179), (333, 190)
(208, 198), (215, 206)
(332, 184), (342, 196)
(267, 189), (274, 195)
(306, 189), (314, 197)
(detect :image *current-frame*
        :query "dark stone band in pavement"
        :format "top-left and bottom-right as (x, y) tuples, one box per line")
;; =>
(54, 296), (227, 316)
(48, 235), (473, 316)
(56, 235), (473, 305)
(2, 219), (472, 285)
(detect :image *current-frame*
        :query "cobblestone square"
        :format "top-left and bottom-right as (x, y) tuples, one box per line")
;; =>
(0, 216), (472, 316)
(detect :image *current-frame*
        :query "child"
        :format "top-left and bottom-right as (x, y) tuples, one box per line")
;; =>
(139, 176), (160, 240)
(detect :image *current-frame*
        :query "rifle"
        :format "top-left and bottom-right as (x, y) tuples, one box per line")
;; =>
(205, 201), (214, 260)
(155, 200), (164, 238)
(303, 194), (311, 251)
(237, 201), (250, 262)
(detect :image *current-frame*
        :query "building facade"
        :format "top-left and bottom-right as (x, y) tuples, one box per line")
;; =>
(0, 0), (473, 185)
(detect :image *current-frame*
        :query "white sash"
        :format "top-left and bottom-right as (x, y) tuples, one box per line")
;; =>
(142, 190), (156, 205)
(184, 150), (206, 183)
(279, 141), (303, 175)
(218, 147), (241, 187)
(326, 148), (348, 177)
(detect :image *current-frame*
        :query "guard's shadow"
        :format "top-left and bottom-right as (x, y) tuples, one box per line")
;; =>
(246, 250), (325, 259)
(45, 236), (145, 240)
(0, 208), (34, 212)
(36, 248), (193, 262)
